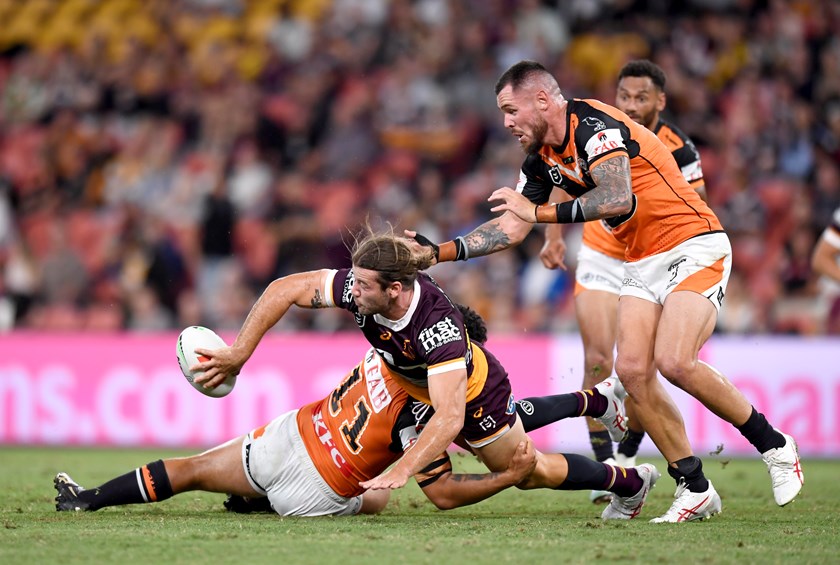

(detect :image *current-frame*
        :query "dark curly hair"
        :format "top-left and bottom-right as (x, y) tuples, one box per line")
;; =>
(456, 303), (487, 345)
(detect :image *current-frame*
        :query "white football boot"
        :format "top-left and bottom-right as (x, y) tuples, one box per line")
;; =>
(601, 463), (660, 520)
(650, 478), (722, 523)
(592, 376), (629, 442)
(761, 431), (804, 506)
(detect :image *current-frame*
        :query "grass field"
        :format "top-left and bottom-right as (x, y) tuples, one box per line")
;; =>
(1, 446), (837, 564)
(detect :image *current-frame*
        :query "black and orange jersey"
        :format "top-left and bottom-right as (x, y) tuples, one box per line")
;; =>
(517, 98), (721, 261)
(581, 115), (707, 260)
(323, 268), (504, 406)
(653, 118), (704, 191)
(297, 348), (422, 498)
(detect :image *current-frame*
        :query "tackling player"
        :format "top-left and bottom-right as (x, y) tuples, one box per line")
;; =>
(53, 309), (645, 518)
(411, 60), (803, 522)
(539, 60), (707, 503)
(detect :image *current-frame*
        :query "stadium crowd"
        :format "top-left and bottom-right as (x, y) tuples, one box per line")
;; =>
(1, 0), (839, 334)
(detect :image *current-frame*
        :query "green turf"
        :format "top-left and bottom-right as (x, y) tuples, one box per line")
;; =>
(0, 446), (836, 564)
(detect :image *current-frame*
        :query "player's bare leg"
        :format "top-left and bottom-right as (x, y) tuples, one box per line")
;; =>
(615, 296), (692, 463)
(656, 291), (803, 507)
(165, 435), (261, 496)
(56, 435), (260, 512)
(359, 489), (390, 514)
(576, 289), (619, 502)
(655, 291), (751, 423)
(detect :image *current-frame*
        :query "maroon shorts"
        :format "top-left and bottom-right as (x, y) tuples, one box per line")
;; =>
(460, 347), (518, 447)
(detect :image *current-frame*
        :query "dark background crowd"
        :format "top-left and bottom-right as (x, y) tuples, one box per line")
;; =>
(1, 0), (839, 335)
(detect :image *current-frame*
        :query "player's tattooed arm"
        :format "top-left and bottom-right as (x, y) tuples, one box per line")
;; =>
(463, 219), (512, 258)
(461, 210), (534, 259)
(582, 155), (633, 219)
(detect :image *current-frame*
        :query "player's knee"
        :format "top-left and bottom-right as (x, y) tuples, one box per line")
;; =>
(583, 351), (614, 384)
(614, 356), (645, 383)
(655, 353), (696, 388)
(360, 489), (390, 514)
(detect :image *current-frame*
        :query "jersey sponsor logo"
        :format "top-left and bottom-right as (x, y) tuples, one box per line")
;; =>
(418, 317), (463, 352)
(380, 330), (392, 340)
(585, 128), (625, 157)
(311, 408), (354, 477)
(582, 116), (607, 131)
(342, 271), (355, 305)
(622, 277), (642, 289)
(363, 349), (392, 413)
(681, 160), (703, 182)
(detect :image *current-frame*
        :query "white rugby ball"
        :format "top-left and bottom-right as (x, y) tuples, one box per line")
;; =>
(176, 326), (236, 398)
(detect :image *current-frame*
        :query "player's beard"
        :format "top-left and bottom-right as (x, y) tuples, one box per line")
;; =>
(525, 115), (548, 155)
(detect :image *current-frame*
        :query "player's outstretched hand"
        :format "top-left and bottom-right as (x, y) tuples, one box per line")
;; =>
(505, 440), (537, 486)
(360, 466), (411, 491)
(488, 187), (538, 223)
(192, 345), (245, 389)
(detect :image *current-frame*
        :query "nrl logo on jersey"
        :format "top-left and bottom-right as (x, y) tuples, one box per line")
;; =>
(418, 317), (462, 352)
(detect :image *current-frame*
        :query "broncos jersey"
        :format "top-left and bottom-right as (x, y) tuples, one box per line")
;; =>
(323, 268), (502, 405)
(517, 98), (721, 261)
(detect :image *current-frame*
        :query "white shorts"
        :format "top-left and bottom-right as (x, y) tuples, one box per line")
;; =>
(620, 232), (732, 311)
(242, 410), (363, 517)
(575, 243), (625, 296)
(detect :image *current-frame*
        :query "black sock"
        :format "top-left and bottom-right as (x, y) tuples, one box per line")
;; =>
(516, 394), (582, 432)
(554, 453), (608, 491)
(618, 429), (645, 457)
(737, 407), (785, 453)
(79, 460), (174, 510)
(554, 454), (642, 497)
(668, 456), (709, 493)
(589, 430), (614, 462)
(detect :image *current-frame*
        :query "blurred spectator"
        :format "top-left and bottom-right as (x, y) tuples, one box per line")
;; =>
(0, 0), (838, 336)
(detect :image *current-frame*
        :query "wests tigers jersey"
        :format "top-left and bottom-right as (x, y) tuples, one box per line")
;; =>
(517, 99), (721, 261)
(323, 268), (501, 405)
(583, 117), (707, 259)
(296, 348), (421, 498)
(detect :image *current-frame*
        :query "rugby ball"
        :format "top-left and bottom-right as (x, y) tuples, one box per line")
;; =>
(176, 326), (236, 398)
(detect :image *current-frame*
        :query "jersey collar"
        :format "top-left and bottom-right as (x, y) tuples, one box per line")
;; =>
(373, 279), (421, 332)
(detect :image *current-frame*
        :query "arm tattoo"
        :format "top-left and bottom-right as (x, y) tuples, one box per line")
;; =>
(450, 472), (502, 483)
(464, 219), (512, 258)
(583, 155), (633, 219)
(310, 289), (325, 309)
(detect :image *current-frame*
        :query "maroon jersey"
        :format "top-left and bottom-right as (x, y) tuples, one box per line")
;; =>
(323, 268), (517, 446)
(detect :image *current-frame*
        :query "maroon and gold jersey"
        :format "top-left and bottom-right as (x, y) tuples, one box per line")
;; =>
(323, 269), (518, 446)
(517, 99), (721, 261)
(325, 268), (492, 404)
(296, 349), (420, 498)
